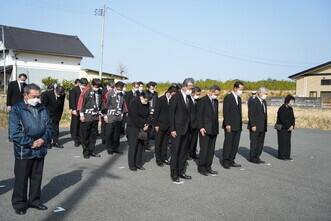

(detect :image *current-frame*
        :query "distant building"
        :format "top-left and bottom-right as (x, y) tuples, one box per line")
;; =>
(289, 61), (331, 104)
(80, 69), (128, 83)
(0, 25), (93, 87)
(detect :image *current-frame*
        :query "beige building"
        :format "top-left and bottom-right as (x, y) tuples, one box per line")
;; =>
(289, 61), (331, 104)
(80, 69), (128, 83)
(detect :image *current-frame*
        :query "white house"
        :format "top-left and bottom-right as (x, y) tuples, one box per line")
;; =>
(0, 25), (94, 87)
(80, 69), (128, 83)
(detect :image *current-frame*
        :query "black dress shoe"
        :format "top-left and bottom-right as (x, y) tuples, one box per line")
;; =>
(278, 156), (286, 160)
(136, 166), (146, 170)
(250, 159), (260, 164)
(83, 155), (90, 159)
(199, 171), (208, 176)
(187, 156), (192, 160)
(15, 209), (26, 215)
(258, 159), (265, 164)
(30, 204), (48, 210)
(179, 174), (192, 179)
(90, 152), (101, 157)
(157, 163), (164, 167)
(230, 163), (241, 167)
(285, 157), (293, 161)
(52, 143), (64, 148)
(113, 150), (123, 154)
(171, 177), (180, 183)
(74, 143), (80, 147)
(108, 151), (114, 155)
(207, 169), (218, 175)
(192, 155), (199, 160)
(222, 164), (231, 169)
(162, 160), (170, 165)
(47, 144), (52, 149)
(129, 167), (137, 171)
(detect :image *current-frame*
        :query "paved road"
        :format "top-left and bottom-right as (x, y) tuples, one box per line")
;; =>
(0, 125), (330, 221)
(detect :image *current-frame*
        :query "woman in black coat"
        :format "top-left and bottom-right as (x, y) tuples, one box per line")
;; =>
(276, 95), (296, 160)
(127, 90), (152, 171)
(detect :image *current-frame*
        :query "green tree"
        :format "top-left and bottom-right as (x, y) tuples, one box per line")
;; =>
(41, 77), (58, 89)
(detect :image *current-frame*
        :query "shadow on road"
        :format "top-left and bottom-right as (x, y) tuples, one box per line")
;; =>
(41, 140), (124, 221)
(41, 170), (83, 203)
(238, 146), (250, 161)
(0, 177), (14, 195)
(263, 146), (278, 158)
(214, 149), (223, 162)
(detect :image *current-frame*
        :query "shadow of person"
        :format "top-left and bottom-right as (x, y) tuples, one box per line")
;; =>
(214, 149), (223, 162)
(237, 146), (250, 161)
(41, 170), (83, 203)
(94, 143), (106, 154)
(59, 130), (71, 138)
(0, 177), (15, 195)
(59, 137), (74, 145)
(142, 152), (155, 166)
(263, 146), (278, 158)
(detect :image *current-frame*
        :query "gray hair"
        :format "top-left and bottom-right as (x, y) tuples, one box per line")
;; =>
(23, 83), (41, 94)
(210, 85), (221, 92)
(182, 78), (195, 87)
(55, 85), (65, 94)
(257, 87), (268, 93)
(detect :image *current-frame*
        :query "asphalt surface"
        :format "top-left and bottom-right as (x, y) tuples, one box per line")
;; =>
(0, 125), (330, 221)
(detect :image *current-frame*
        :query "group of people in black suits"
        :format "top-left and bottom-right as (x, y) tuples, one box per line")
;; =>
(6, 74), (295, 184)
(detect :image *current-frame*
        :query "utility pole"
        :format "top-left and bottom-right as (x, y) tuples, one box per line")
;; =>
(95, 5), (106, 80)
(1, 26), (6, 94)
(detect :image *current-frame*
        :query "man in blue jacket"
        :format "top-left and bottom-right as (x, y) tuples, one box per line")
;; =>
(9, 83), (52, 215)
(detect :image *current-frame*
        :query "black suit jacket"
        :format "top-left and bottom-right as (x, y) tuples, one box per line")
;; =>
(222, 93), (242, 131)
(248, 97), (268, 132)
(69, 86), (81, 111)
(125, 90), (140, 108)
(169, 91), (193, 136)
(6, 81), (26, 106)
(154, 95), (170, 131)
(127, 97), (150, 129)
(197, 95), (219, 135)
(41, 90), (65, 122)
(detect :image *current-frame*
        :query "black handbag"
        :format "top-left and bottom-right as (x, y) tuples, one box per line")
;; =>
(138, 130), (148, 140)
(274, 124), (282, 130)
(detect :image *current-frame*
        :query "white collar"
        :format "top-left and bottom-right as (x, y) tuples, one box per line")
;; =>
(232, 91), (238, 99)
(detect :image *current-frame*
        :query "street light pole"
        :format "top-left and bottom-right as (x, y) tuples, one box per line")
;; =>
(1, 26), (6, 94)
(98, 4), (106, 80)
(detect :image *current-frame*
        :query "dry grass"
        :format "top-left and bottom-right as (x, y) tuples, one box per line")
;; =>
(219, 104), (331, 130)
(0, 95), (330, 130)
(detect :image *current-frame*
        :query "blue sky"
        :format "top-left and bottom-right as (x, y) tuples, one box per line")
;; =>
(1, 0), (330, 83)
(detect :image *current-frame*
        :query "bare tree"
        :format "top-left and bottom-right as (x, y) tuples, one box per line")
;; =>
(117, 63), (128, 76)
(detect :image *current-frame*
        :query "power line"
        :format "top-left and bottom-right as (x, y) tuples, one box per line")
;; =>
(107, 7), (312, 68)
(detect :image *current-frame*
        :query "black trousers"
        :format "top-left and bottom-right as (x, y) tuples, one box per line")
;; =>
(277, 129), (292, 158)
(154, 129), (169, 164)
(127, 126), (144, 167)
(170, 133), (189, 178)
(51, 119), (60, 144)
(70, 114), (81, 144)
(198, 134), (217, 172)
(80, 120), (98, 156)
(101, 117), (107, 143)
(188, 128), (199, 157)
(249, 130), (266, 162)
(222, 130), (241, 165)
(12, 157), (45, 210)
(105, 121), (122, 152)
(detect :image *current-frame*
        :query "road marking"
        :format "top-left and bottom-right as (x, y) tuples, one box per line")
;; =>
(267, 163), (271, 166)
(240, 168), (245, 171)
(119, 167), (125, 169)
(211, 174), (218, 177)
(310, 156), (314, 159)
(53, 207), (65, 213)
(0, 185), (5, 188)
(74, 156), (80, 158)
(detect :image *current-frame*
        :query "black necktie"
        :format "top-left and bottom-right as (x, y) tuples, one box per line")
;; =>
(186, 95), (190, 109)
(20, 83), (24, 93)
(211, 99), (215, 112)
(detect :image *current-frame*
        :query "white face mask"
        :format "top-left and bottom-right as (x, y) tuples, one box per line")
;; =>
(288, 102), (294, 107)
(141, 99), (148, 105)
(19, 80), (26, 84)
(149, 89), (155, 93)
(194, 95), (199, 100)
(27, 98), (39, 106)
(123, 87), (127, 91)
(133, 88), (138, 92)
(93, 87), (99, 92)
(236, 90), (243, 96)
(261, 94), (267, 100)
(184, 89), (192, 95)
(139, 87), (143, 92)
(56, 94), (61, 98)
(211, 95), (217, 99)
